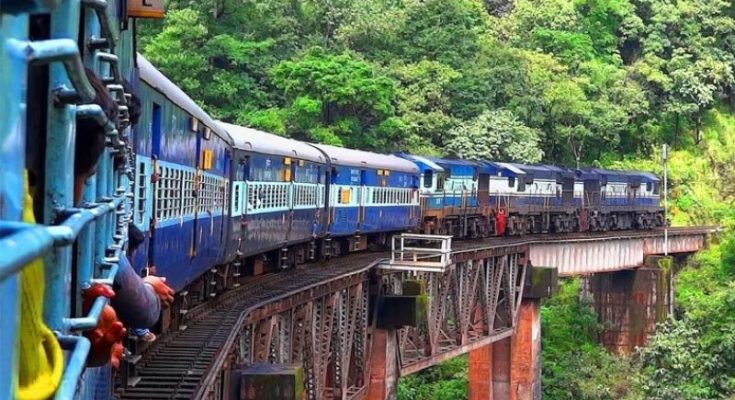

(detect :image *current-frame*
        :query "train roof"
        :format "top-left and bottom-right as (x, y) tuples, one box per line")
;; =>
(396, 154), (446, 172)
(580, 168), (660, 184)
(217, 122), (326, 164)
(398, 154), (504, 175)
(137, 54), (232, 144)
(310, 144), (419, 173)
(504, 163), (575, 180)
(428, 157), (502, 175)
(494, 162), (527, 176)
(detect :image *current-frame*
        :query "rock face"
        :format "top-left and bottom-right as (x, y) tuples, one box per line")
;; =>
(485, 0), (515, 17)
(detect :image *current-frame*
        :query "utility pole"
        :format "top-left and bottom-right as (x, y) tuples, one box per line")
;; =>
(663, 143), (673, 318)
(663, 143), (668, 257)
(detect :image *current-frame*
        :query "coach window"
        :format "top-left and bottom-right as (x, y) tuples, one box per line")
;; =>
(423, 170), (433, 188)
(331, 167), (338, 184)
(151, 103), (162, 158)
(646, 181), (652, 193)
(508, 176), (515, 188)
(436, 174), (445, 191)
(239, 156), (250, 180)
(653, 182), (660, 195)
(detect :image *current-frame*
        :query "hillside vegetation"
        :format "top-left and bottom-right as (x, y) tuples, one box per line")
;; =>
(138, 0), (735, 398)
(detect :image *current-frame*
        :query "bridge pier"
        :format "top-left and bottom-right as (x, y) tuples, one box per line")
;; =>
(468, 298), (541, 400)
(367, 329), (399, 400)
(584, 255), (674, 353)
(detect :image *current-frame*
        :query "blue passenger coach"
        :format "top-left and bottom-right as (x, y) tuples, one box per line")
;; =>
(133, 54), (233, 291)
(219, 122), (328, 267)
(311, 144), (420, 252)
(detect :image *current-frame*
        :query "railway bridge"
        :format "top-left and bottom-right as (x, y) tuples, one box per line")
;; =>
(116, 227), (714, 400)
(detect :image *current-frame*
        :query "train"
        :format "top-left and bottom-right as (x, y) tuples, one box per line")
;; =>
(0, 1), (664, 399)
(130, 51), (665, 298)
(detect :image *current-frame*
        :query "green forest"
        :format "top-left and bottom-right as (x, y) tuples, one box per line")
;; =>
(138, 0), (735, 398)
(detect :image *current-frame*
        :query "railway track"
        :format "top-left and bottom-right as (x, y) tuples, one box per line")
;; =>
(116, 253), (381, 399)
(115, 226), (717, 399)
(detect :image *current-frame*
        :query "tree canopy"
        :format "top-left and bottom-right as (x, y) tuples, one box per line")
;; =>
(140, 0), (735, 163)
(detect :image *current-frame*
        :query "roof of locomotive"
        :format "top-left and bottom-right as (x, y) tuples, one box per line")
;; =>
(580, 168), (660, 184)
(137, 54), (232, 144)
(504, 163), (568, 180)
(395, 154), (446, 172)
(397, 154), (504, 175)
(310, 144), (419, 173)
(217, 122), (326, 164)
(494, 162), (527, 176)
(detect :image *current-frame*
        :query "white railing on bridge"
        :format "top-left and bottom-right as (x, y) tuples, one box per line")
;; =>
(381, 233), (453, 273)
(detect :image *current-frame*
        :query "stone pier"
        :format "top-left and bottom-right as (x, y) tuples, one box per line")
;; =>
(585, 255), (673, 353)
(468, 298), (542, 400)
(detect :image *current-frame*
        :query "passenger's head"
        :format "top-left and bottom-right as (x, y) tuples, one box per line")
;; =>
(121, 79), (141, 128)
(74, 68), (118, 203)
(113, 80), (142, 170)
(127, 223), (145, 254)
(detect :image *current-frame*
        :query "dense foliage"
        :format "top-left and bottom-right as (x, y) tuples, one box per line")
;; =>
(138, 1), (735, 399)
(139, 0), (735, 164)
(540, 279), (634, 400)
(542, 109), (735, 400)
(397, 356), (468, 400)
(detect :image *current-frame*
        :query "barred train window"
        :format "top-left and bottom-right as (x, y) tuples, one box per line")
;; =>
(136, 162), (146, 225)
(199, 175), (215, 213)
(218, 180), (227, 212)
(156, 165), (183, 221)
(294, 184), (317, 207)
(247, 183), (289, 210)
(233, 182), (241, 213)
(183, 171), (195, 215)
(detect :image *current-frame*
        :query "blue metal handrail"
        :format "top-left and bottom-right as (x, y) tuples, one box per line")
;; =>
(6, 38), (95, 102)
(1, 0), (137, 397)
(54, 335), (91, 400)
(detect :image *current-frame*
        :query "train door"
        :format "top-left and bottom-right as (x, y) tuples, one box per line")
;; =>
(191, 128), (203, 258)
(358, 169), (367, 230)
(477, 171), (490, 206)
(410, 175), (419, 226)
(149, 102), (162, 268)
(583, 179), (601, 208)
(561, 176), (575, 206)
(240, 155), (250, 251)
(285, 157), (296, 242)
(630, 182), (640, 206)
(219, 149), (230, 247)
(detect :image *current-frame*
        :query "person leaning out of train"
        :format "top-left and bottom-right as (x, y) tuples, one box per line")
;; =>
(124, 222), (170, 342)
(74, 68), (173, 366)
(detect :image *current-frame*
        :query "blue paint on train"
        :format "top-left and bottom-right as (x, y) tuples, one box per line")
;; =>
(150, 215), (227, 291)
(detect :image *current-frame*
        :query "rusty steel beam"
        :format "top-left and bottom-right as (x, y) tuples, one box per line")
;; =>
(401, 328), (515, 376)
(529, 232), (707, 276)
(235, 277), (371, 400)
(380, 245), (530, 376)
